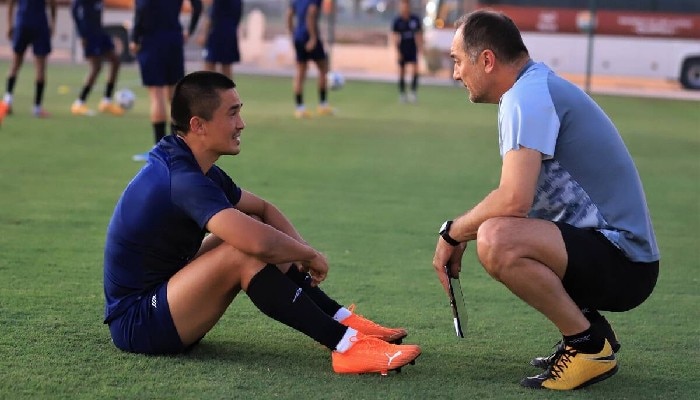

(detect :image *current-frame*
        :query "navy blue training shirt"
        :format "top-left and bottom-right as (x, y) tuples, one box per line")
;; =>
(103, 135), (242, 323)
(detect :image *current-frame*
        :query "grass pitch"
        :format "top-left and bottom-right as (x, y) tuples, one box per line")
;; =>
(0, 61), (698, 399)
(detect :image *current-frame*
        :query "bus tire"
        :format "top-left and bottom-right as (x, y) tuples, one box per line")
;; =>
(679, 57), (700, 90)
(104, 24), (134, 64)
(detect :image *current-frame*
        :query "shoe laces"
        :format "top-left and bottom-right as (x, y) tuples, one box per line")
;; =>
(548, 346), (578, 380)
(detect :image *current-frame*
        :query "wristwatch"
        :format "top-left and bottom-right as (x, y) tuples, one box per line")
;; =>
(439, 220), (460, 246)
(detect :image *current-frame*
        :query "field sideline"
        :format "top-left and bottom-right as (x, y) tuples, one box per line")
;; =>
(0, 62), (698, 399)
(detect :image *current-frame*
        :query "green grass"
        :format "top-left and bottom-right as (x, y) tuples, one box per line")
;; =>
(0, 61), (698, 399)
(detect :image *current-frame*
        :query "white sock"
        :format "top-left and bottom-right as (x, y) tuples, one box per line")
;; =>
(3, 93), (12, 104)
(333, 307), (352, 323)
(334, 327), (358, 353)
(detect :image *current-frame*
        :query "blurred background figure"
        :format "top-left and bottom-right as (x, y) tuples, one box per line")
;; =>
(1, 0), (57, 119)
(391, 0), (422, 103)
(130, 0), (202, 162)
(200, 0), (243, 79)
(70, 0), (125, 117)
(287, 0), (333, 119)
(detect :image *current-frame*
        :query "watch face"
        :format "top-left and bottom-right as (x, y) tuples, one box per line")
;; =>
(440, 221), (449, 234)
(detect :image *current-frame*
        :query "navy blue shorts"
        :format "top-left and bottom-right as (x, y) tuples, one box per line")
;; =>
(12, 24), (51, 56)
(137, 31), (185, 86)
(204, 29), (240, 64)
(294, 39), (327, 63)
(81, 31), (114, 58)
(398, 49), (417, 66)
(556, 222), (659, 312)
(108, 283), (185, 355)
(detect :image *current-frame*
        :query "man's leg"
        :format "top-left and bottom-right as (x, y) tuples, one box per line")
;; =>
(313, 58), (333, 115)
(476, 217), (616, 390)
(72, 56), (101, 115)
(32, 55), (49, 117)
(148, 85), (168, 142)
(293, 62), (311, 118)
(406, 62), (418, 103)
(166, 241), (421, 374)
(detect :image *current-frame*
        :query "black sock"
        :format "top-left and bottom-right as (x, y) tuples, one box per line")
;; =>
(398, 77), (405, 93)
(411, 74), (419, 92)
(247, 264), (347, 350)
(34, 80), (45, 107)
(104, 81), (115, 99)
(581, 308), (604, 323)
(295, 93), (303, 107)
(563, 326), (605, 354)
(79, 85), (92, 102)
(153, 122), (166, 143)
(285, 264), (342, 317)
(319, 88), (327, 104)
(7, 76), (16, 94)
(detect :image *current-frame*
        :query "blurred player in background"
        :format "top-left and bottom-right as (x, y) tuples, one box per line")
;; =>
(0, 0), (57, 120)
(391, 0), (423, 103)
(200, 0), (242, 79)
(130, 0), (202, 162)
(70, 0), (125, 116)
(103, 71), (421, 375)
(287, 0), (333, 118)
(432, 10), (658, 391)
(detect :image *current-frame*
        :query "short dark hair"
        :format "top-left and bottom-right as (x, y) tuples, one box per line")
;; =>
(171, 71), (236, 134)
(455, 10), (528, 64)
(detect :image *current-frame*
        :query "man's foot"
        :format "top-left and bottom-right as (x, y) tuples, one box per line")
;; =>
(99, 100), (125, 116)
(132, 152), (149, 162)
(33, 107), (51, 118)
(294, 108), (312, 119)
(521, 339), (618, 390)
(0, 101), (9, 125)
(71, 101), (96, 116)
(340, 304), (407, 344)
(399, 93), (408, 103)
(316, 104), (335, 116)
(332, 334), (421, 375)
(531, 317), (621, 369)
(407, 92), (417, 103)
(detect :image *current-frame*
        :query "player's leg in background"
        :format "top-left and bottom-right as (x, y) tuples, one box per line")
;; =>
(2, 50), (27, 113)
(398, 60), (407, 102)
(220, 63), (233, 80)
(32, 55), (49, 117)
(407, 61), (419, 103)
(72, 54), (101, 115)
(148, 85), (168, 142)
(313, 57), (333, 115)
(293, 61), (310, 118)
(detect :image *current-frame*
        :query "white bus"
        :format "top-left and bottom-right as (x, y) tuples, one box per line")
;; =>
(423, 0), (700, 89)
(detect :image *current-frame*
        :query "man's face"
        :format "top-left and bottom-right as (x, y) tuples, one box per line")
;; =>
(450, 29), (488, 103)
(204, 88), (245, 156)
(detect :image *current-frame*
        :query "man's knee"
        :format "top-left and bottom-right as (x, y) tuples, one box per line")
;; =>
(476, 218), (520, 281)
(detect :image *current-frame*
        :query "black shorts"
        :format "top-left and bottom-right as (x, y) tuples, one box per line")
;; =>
(556, 222), (659, 312)
(294, 39), (327, 63)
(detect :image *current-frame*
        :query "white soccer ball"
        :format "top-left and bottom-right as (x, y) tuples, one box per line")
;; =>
(114, 88), (135, 110)
(327, 71), (345, 90)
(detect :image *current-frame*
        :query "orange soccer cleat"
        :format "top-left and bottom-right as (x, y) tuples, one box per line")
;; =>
(341, 304), (408, 344)
(332, 333), (421, 375)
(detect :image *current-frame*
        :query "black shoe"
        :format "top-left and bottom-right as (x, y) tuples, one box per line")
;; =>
(530, 317), (621, 369)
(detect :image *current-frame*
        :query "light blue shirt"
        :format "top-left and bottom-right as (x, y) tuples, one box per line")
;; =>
(498, 61), (659, 263)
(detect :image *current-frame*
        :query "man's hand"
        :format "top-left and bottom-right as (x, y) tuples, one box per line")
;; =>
(299, 251), (328, 287)
(305, 37), (317, 52)
(432, 239), (467, 296)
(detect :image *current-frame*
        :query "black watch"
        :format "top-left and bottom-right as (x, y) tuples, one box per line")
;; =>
(439, 220), (460, 246)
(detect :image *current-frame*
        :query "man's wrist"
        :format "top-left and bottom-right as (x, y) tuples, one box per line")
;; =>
(439, 220), (460, 246)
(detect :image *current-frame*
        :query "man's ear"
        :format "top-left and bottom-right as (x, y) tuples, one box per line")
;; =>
(190, 116), (205, 135)
(482, 49), (496, 73)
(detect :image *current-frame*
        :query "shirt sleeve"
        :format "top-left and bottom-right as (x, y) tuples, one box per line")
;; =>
(171, 169), (239, 230)
(498, 79), (560, 159)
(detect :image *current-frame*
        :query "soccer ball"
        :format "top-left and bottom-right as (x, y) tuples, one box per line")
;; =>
(327, 71), (345, 90)
(114, 88), (135, 110)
